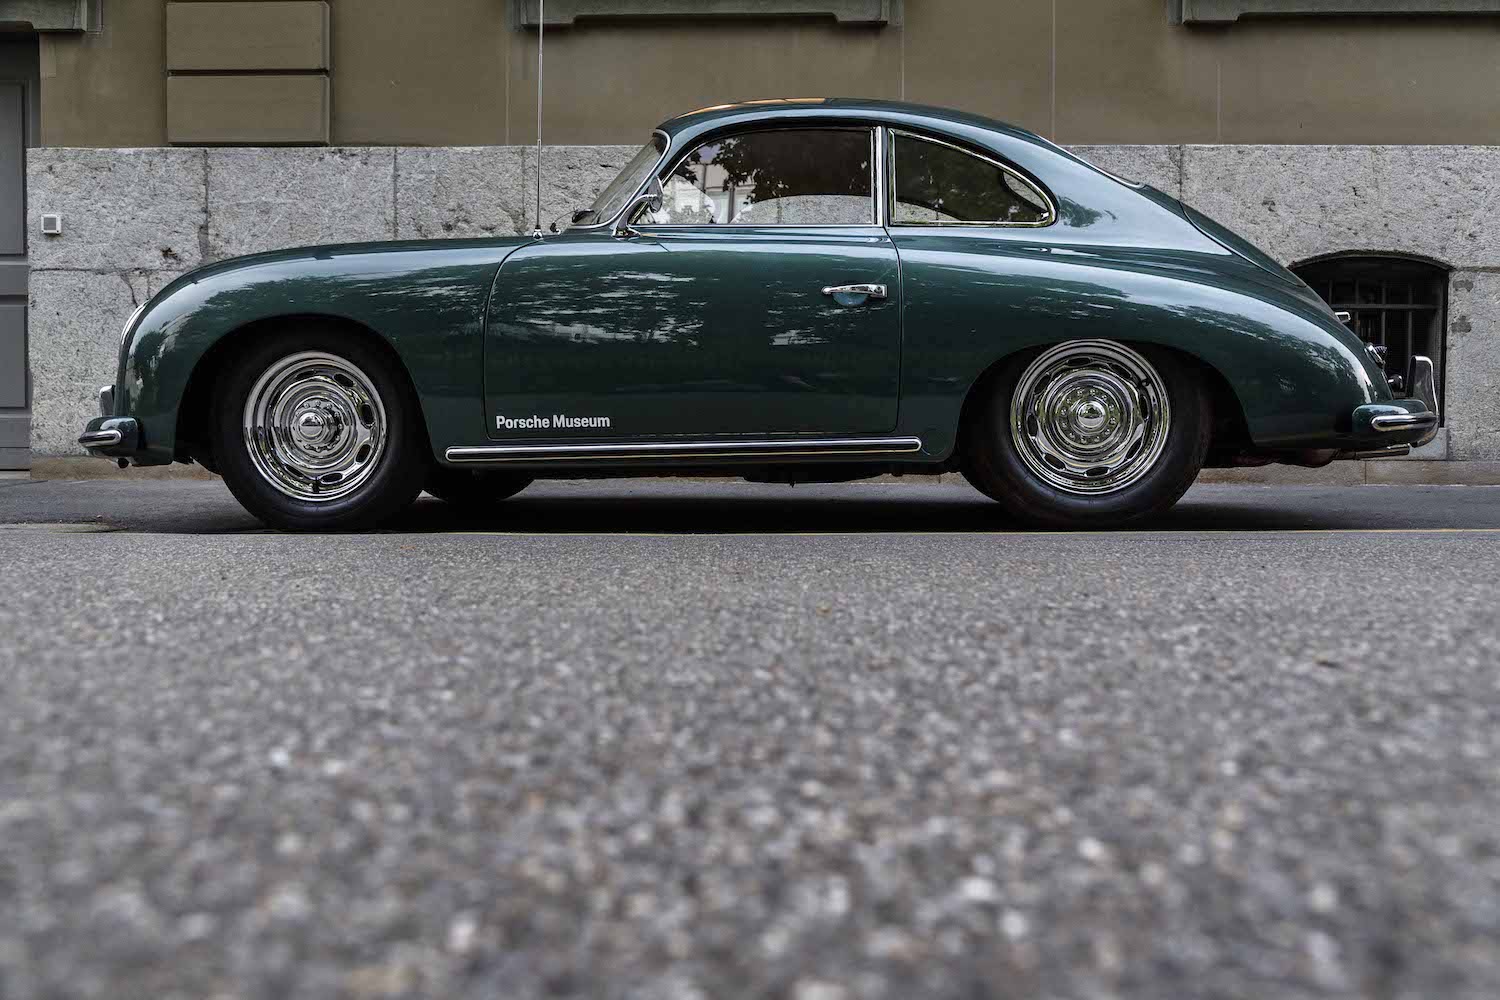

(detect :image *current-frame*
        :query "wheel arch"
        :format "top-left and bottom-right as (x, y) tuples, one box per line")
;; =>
(952, 339), (1249, 470)
(174, 314), (426, 472)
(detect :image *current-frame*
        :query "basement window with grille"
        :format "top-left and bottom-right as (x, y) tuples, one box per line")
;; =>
(518, 1), (896, 25)
(1170, 1), (1500, 23)
(1292, 255), (1448, 419)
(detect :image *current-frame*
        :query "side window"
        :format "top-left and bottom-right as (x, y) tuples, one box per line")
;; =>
(642, 128), (874, 227)
(891, 132), (1053, 226)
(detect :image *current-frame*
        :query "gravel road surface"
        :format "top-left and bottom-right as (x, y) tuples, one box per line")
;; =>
(1, 479), (1497, 999)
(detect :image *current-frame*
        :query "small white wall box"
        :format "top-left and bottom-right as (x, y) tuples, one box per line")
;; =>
(40, 214), (63, 236)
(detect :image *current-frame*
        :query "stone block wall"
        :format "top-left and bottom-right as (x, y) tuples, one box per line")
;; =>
(26, 142), (1500, 460)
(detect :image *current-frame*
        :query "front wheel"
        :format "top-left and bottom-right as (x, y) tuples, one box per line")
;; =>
(211, 330), (427, 530)
(963, 340), (1211, 528)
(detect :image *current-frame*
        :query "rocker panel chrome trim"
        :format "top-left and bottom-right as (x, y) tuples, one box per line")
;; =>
(445, 436), (924, 464)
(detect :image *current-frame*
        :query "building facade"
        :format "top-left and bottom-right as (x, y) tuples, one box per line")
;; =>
(3, 0), (1498, 476)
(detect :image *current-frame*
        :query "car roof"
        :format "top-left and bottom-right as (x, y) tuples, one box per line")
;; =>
(657, 97), (1051, 151)
(646, 97), (1213, 256)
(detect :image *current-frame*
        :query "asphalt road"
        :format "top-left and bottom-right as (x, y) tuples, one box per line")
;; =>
(5, 477), (1500, 534)
(1, 479), (1498, 999)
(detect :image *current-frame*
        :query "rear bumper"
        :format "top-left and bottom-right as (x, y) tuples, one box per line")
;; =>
(1349, 355), (1440, 451)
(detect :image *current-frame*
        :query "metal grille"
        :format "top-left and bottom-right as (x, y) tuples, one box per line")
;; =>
(1293, 256), (1447, 416)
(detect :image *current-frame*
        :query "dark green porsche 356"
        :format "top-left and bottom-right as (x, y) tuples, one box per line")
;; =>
(81, 99), (1438, 530)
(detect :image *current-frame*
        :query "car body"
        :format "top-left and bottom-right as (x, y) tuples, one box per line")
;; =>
(81, 98), (1439, 529)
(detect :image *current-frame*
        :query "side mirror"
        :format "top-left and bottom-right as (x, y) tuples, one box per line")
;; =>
(616, 176), (664, 236)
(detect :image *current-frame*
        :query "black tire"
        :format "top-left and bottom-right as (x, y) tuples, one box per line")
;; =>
(211, 327), (427, 531)
(963, 341), (1211, 528)
(424, 467), (532, 507)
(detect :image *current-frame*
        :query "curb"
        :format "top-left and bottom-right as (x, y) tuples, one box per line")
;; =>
(1196, 461), (1500, 486)
(27, 457), (218, 481)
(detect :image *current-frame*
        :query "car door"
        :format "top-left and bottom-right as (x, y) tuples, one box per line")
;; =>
(881, 128), (1060, 427)
(484, 127), (900, 439)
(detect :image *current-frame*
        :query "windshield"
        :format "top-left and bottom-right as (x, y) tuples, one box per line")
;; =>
(569, 135), (667, 228)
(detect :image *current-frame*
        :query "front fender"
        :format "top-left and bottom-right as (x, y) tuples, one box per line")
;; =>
(117, 239), (528, 465)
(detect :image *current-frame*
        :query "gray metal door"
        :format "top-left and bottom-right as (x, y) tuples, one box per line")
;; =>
(0, 38), (39, 470)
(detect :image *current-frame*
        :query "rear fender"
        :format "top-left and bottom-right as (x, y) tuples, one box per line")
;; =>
(894, 241), (1386, 458)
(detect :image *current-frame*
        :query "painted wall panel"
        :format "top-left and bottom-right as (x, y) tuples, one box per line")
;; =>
(167, 74), (330, 144)
(166, 1), (330, 72)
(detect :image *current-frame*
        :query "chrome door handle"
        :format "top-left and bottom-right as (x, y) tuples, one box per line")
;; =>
(822, 283), (888, 301)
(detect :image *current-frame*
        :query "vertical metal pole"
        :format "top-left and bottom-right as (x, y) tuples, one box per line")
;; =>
(532, 0), (545, 237)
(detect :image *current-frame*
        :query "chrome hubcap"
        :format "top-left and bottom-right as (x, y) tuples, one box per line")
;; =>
(242, 351), (387, 503)
(1010, 340), (1171, 496)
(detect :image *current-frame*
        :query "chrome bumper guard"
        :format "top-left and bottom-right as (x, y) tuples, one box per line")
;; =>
(78, 428), (125, 448)
(78, 385), (142, 459)
(77, 416), (139, 452)
(1369, 412), (1436, 432)
(78, 384), (138, 457)
(1369, 355), (1440, 447)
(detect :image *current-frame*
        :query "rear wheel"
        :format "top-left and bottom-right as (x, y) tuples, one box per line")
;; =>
(963, 340), (1210, 527)
(211, 329), (427, 530)
(424, 467), (532, 508)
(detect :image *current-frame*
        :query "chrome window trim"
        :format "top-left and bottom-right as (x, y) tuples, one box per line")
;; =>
(628, 223), (891, 235)
(563, 129), (674, 233)
(887, 128), (1057, 230)
(873, 126), (886, 229)
(632, 125), (880, 230)
(1031, 134), (1146, 190)
(446, 436), (923, 464)
(1086, 163), (1145, 190)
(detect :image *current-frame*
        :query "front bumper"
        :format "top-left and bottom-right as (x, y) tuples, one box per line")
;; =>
(78, 384), (145, 463)
(1349, 355), (1440, 452)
